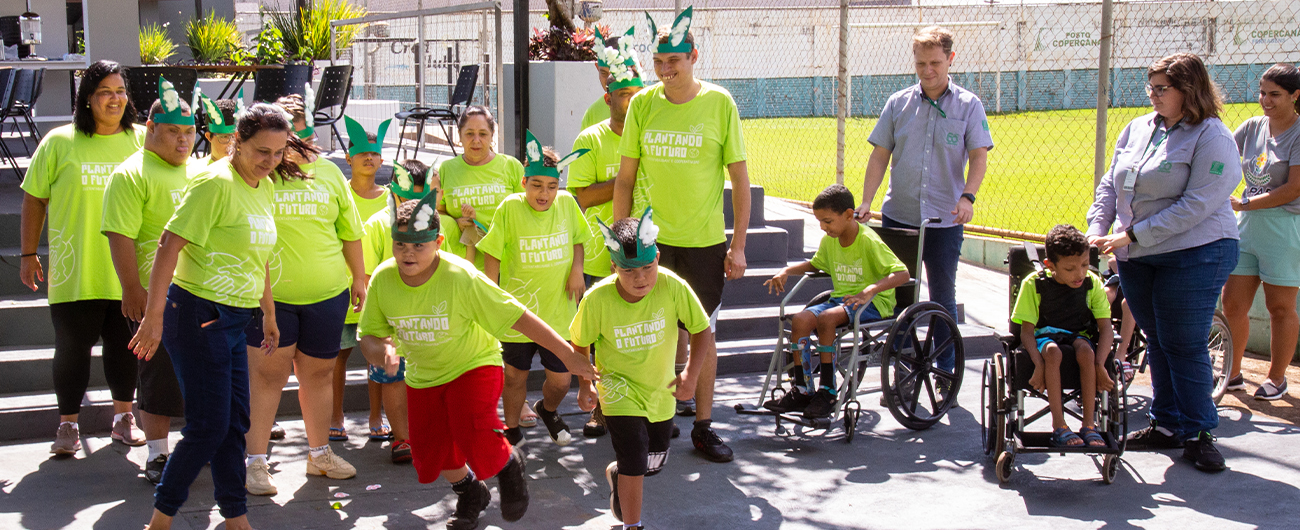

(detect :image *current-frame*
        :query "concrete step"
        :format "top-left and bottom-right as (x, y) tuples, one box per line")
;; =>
(719, 265), (834, 307)
(0, 211), (45, 249)
(0, 296), (52, 348)
(0, 245), (48, 297)
(723, 185), (766, 229)
(725, 225), (789, 267)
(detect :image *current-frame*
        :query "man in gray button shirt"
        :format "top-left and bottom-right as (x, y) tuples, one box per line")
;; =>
(854, 26), (994, 374)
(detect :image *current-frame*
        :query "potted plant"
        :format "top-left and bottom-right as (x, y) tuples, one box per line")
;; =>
(522, 0), (608, 151)
(185, 10), (244, 65)
(265, 0), (366, 76)
(139, 22), (177, 65)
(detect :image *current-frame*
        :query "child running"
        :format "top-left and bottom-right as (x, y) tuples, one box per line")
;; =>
(1012, 224), (1114, 447)
(358, 191), (574, 529)
(479, 130), (592, 447)
(562, 208), (714, 530)
(763, 184), (911, 418)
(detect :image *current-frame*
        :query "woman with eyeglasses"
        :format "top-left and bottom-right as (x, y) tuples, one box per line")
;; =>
(1221, 64), (1300, 402)
(1087, 53), (1241, 473)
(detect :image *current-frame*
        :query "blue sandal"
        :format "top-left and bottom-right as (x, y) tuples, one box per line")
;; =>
(1079, 427), (1106, 447)
(1050, 427), (1083, 447)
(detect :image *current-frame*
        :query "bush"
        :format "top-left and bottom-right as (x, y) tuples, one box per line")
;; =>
(266, 0), (366, 62)
(187, 10), (243, 64)
(139, 23), (177, 65)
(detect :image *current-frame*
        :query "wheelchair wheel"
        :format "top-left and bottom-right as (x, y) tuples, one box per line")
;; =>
(1209, 311), (1233, 405)
(981, 354), (1006, 457)
(880, 302), (964, 431)
(843, 400), (860, 444)
(995, 451), (1014, 483)
(1101, 454), (1121, 485)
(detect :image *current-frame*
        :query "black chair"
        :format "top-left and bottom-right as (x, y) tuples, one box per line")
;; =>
(0, 69), (22, 177)
(3, 68), (43, 154)
(253, 64), (312, 104)
(395, 64), (478, 158)
(312, 65), (353, 151)
(124, 67), (197, 122)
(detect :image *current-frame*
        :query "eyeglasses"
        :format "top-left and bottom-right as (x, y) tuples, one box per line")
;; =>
(1145, 84), (1175, 97)
(210, 134), (233, 144)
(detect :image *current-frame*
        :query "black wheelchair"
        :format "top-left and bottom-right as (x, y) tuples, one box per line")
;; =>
(735, 218), (964, 442)
(983, 243), (1128, 483)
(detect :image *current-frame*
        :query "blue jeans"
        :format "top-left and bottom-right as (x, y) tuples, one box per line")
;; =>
(882, 216), (964, 372)
(154, 284), (255, 519)
(1118, 238), (1238, 438)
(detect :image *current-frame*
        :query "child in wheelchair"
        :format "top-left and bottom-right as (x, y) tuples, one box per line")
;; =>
(1011, 225), (1114, 447)
(763, 184), (910, 419)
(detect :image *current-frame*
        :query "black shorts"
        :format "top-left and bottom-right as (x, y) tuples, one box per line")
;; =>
(605, 415), (673, 477)
(657, 242), (727, 318)
(501, 341), (569, 373)
(137, 340), (185, 418)
(245, 289), (350, 359)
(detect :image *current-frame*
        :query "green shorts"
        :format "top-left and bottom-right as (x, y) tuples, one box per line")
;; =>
(1233, 208), (1300, 287)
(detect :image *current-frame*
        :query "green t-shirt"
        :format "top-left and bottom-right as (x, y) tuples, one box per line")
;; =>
(809, 223), (909, 318)
(344, 183), (389, 324)
(358, 252), (527, 388)
(581, 97), (610, 131)
(166, 159), (278, 308)
(20, 124), (147, 303)
(570, 270), (710, 422)
(439, 154), (524, 230)
(361, 207), (466, 276)
(569, 120), (652, 277)
(265, 158), (364, 304)
(1011, 271), (1111, 336)
(100, 149), (197, 289)
(478, 192), (592, 342)
(618, 82), (747, 248)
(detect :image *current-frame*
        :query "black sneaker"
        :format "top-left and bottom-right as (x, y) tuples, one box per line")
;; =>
(676, 398), (696, 416)
(1253, 379), (1288, 401)
(1125, 422), (1184, 450)
(145, 454), (168, 484)
(691, 426), (734, 463)
(533, 399), (572, 446)
(1182, 431), (1227, 473)
(802, 389), (836, 419)
(605, 461), (622, 522)
(1224, 373), (1247, 391)
(763, 389), (811, 413)
(504, 426), (523, 447)
(671, 423), (680, 439)
(496, 448), (529, 522)
(583, 404), (607, 438)
(446, 479), (490, 530)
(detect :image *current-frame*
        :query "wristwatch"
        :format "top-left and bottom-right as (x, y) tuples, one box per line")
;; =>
(960, 192), (977, 204)
(1241, 196), (1252, 208)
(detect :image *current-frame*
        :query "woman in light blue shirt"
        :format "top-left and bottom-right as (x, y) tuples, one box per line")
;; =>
(1221, 64), (1300, 402)
(1087, 53), (1241, 473)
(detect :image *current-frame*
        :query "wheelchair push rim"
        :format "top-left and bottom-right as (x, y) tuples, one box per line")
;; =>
(880, 301), (965, 431)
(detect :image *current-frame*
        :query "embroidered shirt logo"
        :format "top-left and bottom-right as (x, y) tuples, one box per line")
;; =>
(946, 132), (960, 145)
(1209, 161), (1225, 175)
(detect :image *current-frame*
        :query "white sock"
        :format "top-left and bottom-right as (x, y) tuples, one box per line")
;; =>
(113, 412), (128, 424)
(624, 522), (641, 530)
(246, 454), (268, 467)
(146, 439), (169, 460)
(1155, 425), (1175, 437)
(309, 445), (328, 458)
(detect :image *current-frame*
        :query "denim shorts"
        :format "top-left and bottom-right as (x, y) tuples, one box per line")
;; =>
(805, 296), (884, 322)
(369, 357), (406, 384)
(1034, 325), (1093, 352)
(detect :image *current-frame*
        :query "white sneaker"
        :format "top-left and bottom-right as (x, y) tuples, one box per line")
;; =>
(246, 459), (278, 496)
(306, 446), (356, 479)
(1254, 379), (1289, 401)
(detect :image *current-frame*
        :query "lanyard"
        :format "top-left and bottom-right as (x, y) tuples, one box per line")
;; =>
(1122, 120), (1178, 191)
(924, 97), (947, 119)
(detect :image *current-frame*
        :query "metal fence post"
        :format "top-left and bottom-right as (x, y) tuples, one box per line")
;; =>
(836, 0), (849, 185)
(1094, 0), (1113, 190)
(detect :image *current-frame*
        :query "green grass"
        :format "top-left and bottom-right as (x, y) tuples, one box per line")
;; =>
(744, 102), (1258, 238)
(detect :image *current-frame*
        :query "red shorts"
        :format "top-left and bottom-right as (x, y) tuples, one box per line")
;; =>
(406, 365), (511, 483)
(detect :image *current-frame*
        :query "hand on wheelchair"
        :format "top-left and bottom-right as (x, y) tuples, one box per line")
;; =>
(843, 290), (874, 313)
(1088, 232), (1131, 254)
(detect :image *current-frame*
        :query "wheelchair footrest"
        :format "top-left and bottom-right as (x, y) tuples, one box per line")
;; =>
(1015, 431), (1122, 454)
(734, 403), (776, 416)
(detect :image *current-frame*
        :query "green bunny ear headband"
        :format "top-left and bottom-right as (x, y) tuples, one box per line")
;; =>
(523, 129), (589, 186)
(345, 115), (391, 156)
(153, 75), (194, 126)
(646, 6), (694, 54)
(199, 92), (236, 134)
(390, 188), (441, 244)
(296, 82), (316, 139)
(389, 163), (427, 201)
(598, 207), (659, 269)
(603, 25), (646, 92)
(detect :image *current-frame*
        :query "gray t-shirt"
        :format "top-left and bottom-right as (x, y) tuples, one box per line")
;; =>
(1234, 116), (1300, 214)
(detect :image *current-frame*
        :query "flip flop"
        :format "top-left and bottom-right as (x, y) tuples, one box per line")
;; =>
(1079, 427), (1106, 448)
(369, 425), (393, 441)
(329, 427), (348, 442)
(1050, 426), (1083, 447)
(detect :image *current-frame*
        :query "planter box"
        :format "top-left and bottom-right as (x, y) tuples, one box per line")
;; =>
(197, 78), (255, 106)
(502, 61), (605, 158)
